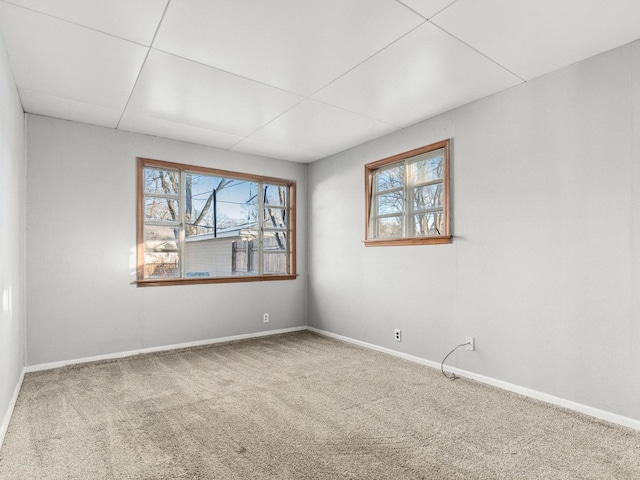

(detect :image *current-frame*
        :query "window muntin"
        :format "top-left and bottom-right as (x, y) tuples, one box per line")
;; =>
(137, 158), (296, 286)
(365, 140), (451, 246)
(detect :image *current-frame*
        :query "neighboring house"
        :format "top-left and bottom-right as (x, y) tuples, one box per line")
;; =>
(184, 224), (258, 277)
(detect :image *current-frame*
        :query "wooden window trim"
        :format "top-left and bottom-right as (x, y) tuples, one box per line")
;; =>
(137, 157), (297, 286)
(364, 140), (452, 247)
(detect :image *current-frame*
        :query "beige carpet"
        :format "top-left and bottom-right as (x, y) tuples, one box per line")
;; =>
(0, 331), (638, 479)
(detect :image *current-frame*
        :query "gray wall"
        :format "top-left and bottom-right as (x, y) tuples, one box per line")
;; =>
(308, 41), (640, 421)
(18, 36), (640, 424)
(0, 32), (25, 439)
(26, 115), (307, 365)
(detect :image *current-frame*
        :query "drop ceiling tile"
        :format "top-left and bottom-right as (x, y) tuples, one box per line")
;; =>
(20, 89), (122, 128)
(430, 0), (640, 80)
(119, 112), (244, 150)
(251, 100), (399, 156)
(0, 3), (148, 109)
(153, 0), (424, 96)
(125, 50), (303, 137)
(231, 138), (325, 163)
(397, 0), (457, 19)
(313, 22), (522, 128)
(3, 0), (167, 45)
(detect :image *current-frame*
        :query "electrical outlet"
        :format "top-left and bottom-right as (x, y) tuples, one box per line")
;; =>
(465, 336), (475, 351)
(394, 329), (401, 342)
(263, 313), (269, 323)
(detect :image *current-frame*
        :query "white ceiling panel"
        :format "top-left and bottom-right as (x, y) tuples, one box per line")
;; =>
(230, 138), (325, 163)
(431, 0), (640, 80)
(0, 2), (148, 109)
(20, 89), (122, 128)
(2, 0), (168, 45)
(397, 0), (458, 19)
(251, 100), (399, 156)
(125, 50), (303, 137)
(153, 0), (425, 96)
(119, 112), (243, 149)
(2, 1), (640, 163)
(313, 22), (522, 128)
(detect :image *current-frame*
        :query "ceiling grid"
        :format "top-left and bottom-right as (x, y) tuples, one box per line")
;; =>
(0, 0), (638, 162)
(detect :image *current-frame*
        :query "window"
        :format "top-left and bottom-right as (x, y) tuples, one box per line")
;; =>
(137, 158), (296, 286)
(365, 139), (451, 246)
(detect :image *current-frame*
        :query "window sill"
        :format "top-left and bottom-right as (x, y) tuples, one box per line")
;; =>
(364, 236), (452, 247)
(136, 274), (298, 287)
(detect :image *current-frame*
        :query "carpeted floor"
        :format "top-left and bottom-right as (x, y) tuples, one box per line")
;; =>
(0, 331), (638, 479)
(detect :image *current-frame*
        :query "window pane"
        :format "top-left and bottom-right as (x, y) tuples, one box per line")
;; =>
(184, 234), (258, 278)
(183, 236), (218, 277)
(184, 173), (258, 238)
(412, 182), (444, 211)
(409, 153), (444, 184)
(145, 197), (179, 223)
(144, 168), (179, 195)
(263, 184), (287, 206)
(144, 252), (179, 279)
(145, 226), (179, 252)
(185, 173), (258, 237)
(376, 216), (402, 238)
(217, 179), (258, 227)
(376, 165), (404, 192)
(377, 192), (403, 215)
(263, 253), (288, 274)
(263, 232), (287, 252)
(411, 212), (445, 236)
(263, 207), (287, 229)
(184, 172), (215, 236)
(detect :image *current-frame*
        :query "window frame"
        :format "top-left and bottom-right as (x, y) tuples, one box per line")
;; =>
(137, 157), (297, 287)
(364, 139), (451, 247)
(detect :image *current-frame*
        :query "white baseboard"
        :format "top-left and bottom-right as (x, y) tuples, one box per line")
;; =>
(307, 327), (444, 370)
(0, 367), (25, 451)
(27, 326), (307, 373)
(308, 327), (640, 432)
